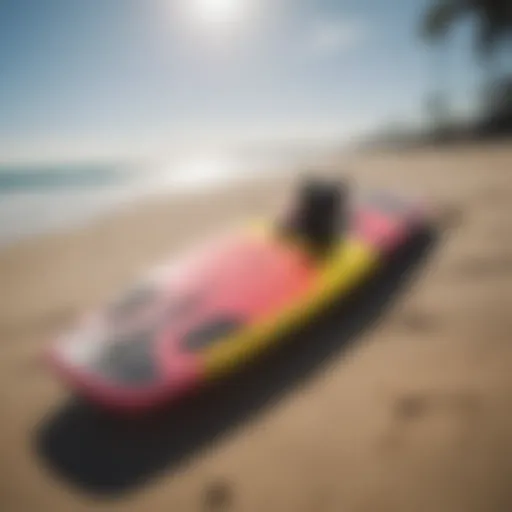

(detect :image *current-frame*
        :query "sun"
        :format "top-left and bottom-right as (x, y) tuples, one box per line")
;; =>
(174, 0), (259, 43)
(190, 0), (246, 26)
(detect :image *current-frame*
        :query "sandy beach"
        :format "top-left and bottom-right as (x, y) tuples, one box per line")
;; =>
(1, 142), (511, 512)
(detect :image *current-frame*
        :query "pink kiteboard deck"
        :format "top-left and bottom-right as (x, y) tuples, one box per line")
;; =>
(47, 190), (431, 413)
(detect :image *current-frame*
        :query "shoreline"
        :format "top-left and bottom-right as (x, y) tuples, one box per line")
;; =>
(0, 149), (310, 251)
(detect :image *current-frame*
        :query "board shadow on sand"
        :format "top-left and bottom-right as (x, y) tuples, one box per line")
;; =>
(34, 228), (440, 497)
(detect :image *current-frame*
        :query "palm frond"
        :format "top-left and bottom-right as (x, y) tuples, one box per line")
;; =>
(421, 0), (471, 40)
(474, 0), (512, 58)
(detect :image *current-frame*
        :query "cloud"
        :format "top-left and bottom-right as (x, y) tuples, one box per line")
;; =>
(309, 19), (366, 53)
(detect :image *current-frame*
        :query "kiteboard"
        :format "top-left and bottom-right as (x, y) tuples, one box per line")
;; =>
(47, 178), (432, 413)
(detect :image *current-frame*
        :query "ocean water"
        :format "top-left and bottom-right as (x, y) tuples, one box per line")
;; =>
(0, 159), (228, 247)
(0, 148), (321, 247)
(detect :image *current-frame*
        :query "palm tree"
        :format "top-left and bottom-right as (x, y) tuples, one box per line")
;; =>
(421, 0), (512, 138)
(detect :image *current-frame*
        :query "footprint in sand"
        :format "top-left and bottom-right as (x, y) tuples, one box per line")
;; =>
(453, 256), (512, 279)
(394, 393), (430, 420)
(393, 390), (479, 423)
(399, 310), (439, 334)
(438, 203), (465, 230)
(202, 479), (234, 512)
(378, 390), (480, 453)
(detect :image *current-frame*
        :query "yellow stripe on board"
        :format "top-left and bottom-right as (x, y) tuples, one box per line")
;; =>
(202, 224), (380, 378)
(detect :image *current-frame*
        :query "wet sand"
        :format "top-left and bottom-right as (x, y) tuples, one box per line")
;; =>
(1, 142), (511, 511)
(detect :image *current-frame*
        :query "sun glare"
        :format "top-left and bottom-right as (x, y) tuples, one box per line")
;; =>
(170, 155), (236, 190)
(190, 0), (246, 27)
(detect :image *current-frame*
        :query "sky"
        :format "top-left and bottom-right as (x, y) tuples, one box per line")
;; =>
(0, 0), (482, 161)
